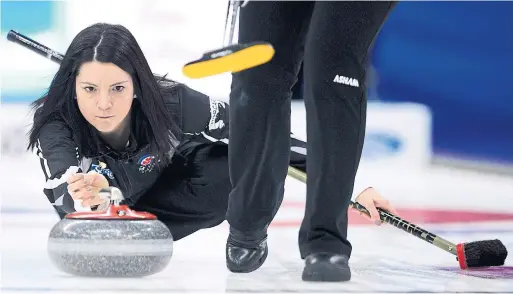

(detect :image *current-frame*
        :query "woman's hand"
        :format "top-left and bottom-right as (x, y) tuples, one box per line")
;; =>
(67, 171), (110, 208)
(354, 187), (399, 226)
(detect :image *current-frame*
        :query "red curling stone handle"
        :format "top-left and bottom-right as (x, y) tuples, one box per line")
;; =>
(65, 204), (157, 220)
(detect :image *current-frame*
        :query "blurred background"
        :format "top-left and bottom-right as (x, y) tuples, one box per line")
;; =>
(1, 1), (513, 212)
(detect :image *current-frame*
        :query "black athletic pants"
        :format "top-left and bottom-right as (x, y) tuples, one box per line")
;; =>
(227, 1), (396, 258)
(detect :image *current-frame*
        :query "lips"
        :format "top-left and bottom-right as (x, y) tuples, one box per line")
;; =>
(97, 116), (114, 119)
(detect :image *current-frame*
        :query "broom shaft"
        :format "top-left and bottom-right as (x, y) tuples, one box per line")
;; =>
(223, 0), (239, 46)
(287, 166), (457, 255)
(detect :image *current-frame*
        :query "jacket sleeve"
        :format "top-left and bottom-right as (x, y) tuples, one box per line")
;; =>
(178, 85), (229, 144)
(35, 121), (88, 215)
(289, 133), (307, 172)
(177, 85), (308, 170)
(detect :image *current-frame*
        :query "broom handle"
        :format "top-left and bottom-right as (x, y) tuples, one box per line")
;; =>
(223, 0), (239, 46)
(287, 166), (458, 256)
(7, 30), (63, 63)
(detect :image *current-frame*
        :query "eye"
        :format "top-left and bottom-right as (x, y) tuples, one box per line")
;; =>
(83, 86), (96, 93)
(113, 85), (125, 92)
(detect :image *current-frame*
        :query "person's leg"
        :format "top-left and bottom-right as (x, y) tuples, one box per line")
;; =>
(226, 1), (315, 273)
(132, 143), (231, 241)
(299, 1), (396, 282)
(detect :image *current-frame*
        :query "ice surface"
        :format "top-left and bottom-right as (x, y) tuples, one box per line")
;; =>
(2, 178), (513, 293)
(2, 102), (513, 293)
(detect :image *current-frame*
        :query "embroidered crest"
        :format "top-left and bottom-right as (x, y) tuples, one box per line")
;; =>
(138, 154), (156, 173)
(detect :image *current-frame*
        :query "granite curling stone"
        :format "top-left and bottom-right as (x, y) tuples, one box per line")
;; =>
(47, 187), (173, 277)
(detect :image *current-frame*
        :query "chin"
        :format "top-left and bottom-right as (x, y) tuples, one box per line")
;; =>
(93, 124), (117, 134)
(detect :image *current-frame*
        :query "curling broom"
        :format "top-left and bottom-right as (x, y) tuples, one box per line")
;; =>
(287, 166), (508, 270)
(182, 0), (274, 79)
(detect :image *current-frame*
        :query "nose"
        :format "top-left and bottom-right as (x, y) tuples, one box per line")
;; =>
(97, 92), (112, 110)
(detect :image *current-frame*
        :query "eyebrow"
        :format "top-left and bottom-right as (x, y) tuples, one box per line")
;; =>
(80, 81), (129, 87)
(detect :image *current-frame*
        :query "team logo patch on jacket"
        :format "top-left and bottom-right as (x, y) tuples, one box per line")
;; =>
(91, 161), (115, 179)
(138, 154), (156, 173)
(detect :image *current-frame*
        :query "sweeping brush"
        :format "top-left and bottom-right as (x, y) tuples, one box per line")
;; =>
(182, 0), (274, 79)
(287, 166), (508, 269)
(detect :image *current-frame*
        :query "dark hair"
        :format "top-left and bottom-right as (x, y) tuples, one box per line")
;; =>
(27, 23), (181, 163)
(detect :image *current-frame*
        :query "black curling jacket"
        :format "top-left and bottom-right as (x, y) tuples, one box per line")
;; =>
(35, 81), (307, 215)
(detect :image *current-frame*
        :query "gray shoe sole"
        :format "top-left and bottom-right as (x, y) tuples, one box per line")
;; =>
(302, 260), (351, 282)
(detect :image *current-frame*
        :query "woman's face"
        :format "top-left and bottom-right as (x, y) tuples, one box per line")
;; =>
(75, 61), (134, 134)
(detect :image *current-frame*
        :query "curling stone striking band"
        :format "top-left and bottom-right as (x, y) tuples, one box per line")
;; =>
(47, 187), (174, 277)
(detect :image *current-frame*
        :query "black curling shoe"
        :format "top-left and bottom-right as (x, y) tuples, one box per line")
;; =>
(302, 252), (351, 282)
(226, 233), (268, 273)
